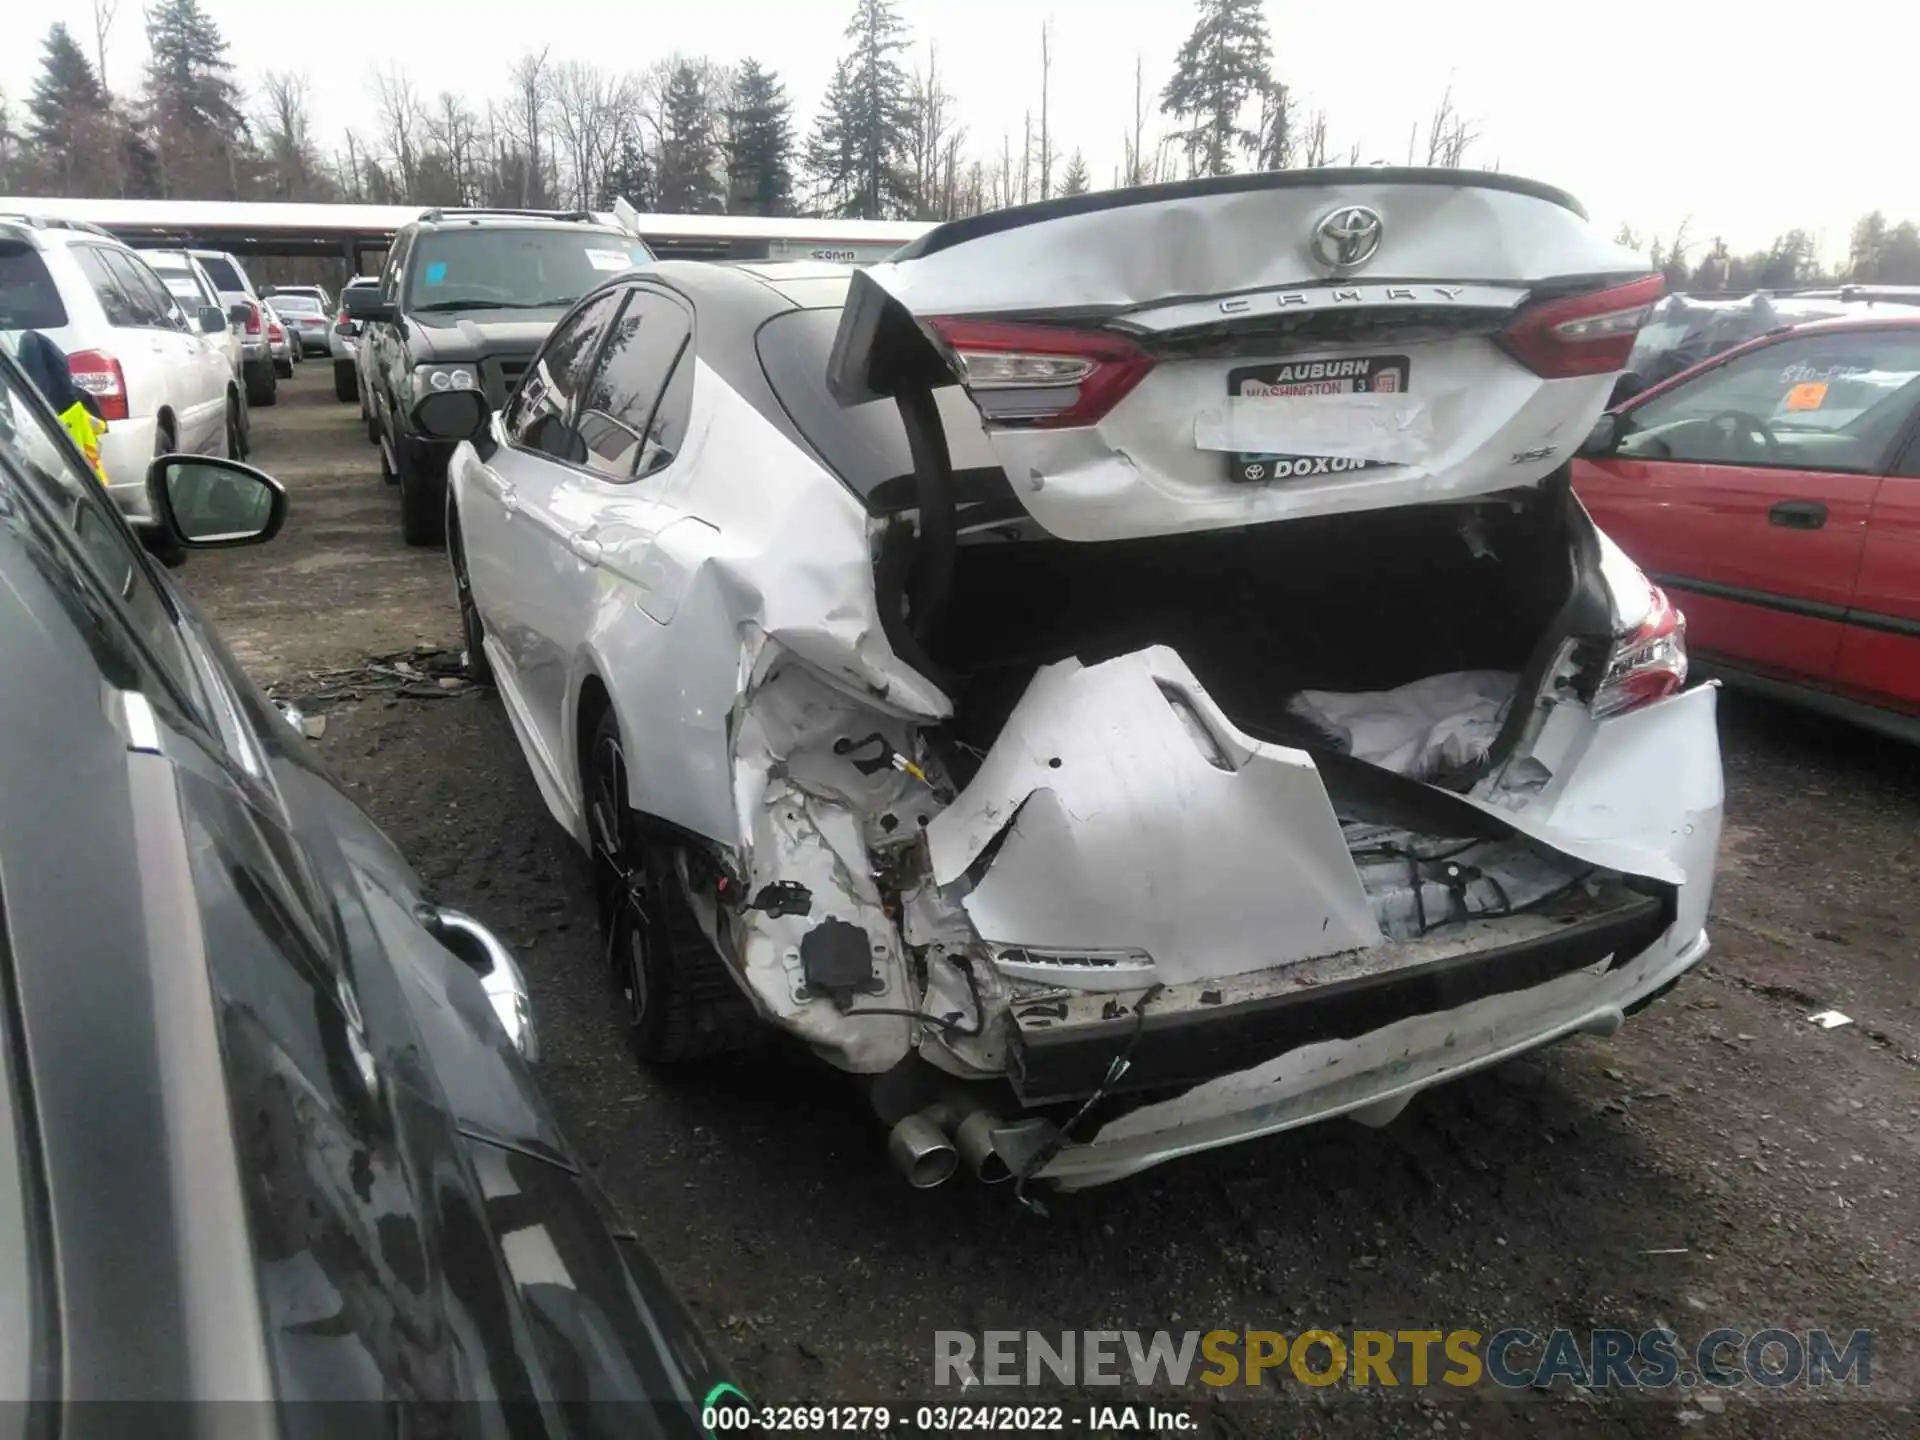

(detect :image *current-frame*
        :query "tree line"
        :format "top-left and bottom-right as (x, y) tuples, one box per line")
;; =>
(1617, 214), (1920, 293)
(0, 0), (1485, 224)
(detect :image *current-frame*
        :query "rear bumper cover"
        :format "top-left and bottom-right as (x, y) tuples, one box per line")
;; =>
(1010, 888), (1669, 1105)
(1035, 922), (1709, 1189)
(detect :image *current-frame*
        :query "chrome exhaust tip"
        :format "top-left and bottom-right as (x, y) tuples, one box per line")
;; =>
(888, 1110), (960, 1188)
(953, 1108), (1014, 1184)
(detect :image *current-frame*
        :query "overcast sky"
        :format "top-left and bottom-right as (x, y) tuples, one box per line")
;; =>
(8, 0), (1915, 259)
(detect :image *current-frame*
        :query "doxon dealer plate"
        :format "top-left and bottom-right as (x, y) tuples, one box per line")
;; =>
(1225, 353), (1411, 484)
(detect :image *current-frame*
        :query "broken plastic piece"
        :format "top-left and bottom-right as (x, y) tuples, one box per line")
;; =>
(1807, 1010), (1853, 1029)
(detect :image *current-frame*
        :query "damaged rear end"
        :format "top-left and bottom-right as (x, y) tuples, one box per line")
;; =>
(718, 170), (1720, 1191)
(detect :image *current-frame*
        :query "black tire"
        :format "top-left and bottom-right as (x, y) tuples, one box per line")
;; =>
(448, 509), (494, 686)
(332, 360), (356, 402)
(396, 442), (444, 548)
(146, 421), (186, 566)
(273, 358), (293, 379)
(224, 393), (244, 460)
(584, 709), (761, 1065)
(244, 361), (276, 408)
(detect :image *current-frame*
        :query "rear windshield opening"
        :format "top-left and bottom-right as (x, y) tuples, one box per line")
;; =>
(756, 305), (1001, 505)
(0, 245), (69, 331)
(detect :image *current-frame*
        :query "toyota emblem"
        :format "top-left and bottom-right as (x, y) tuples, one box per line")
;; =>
(1311, 205), (1384, 272)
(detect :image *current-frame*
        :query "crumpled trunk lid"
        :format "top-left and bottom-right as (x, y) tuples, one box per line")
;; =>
(829, 168), (1653, 541)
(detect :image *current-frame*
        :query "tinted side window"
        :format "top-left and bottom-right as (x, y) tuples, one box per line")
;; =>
(194, 254), (244, 293)
(377, 234), (410, 306)
(756, 306), (998, 500)
(69, 245), (141, 328)
(576, 288), (692, 481)
(110, 251), (183, 328)
(504, 289), (622, 462)
(0, 362), (206, 714)
(0, 244), (69, 329)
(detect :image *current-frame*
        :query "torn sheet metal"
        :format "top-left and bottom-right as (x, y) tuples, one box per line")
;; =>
(925, 647), (1381, 987)
(727, 653), (939, 1072)
(1193, 393), (1436, 464)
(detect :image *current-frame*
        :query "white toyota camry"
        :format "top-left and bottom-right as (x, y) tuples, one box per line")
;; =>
(420, 168), (1722, 1195)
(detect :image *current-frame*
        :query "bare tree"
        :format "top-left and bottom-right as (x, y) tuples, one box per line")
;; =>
(369, 65), (426, 196)
(1302, 109), (1330, 168)
(1424, 84), (1480, 168)
(505, 48), (554, 206)
(550, 61), (634, 210)
(258, 71), (319, 198)
(1035, 19), (1052, 201)
(427, 91), (482, 205)
(92, 0), (120, 92)
(1122, 54), (1147, 186)
(906, 45), (957, 220)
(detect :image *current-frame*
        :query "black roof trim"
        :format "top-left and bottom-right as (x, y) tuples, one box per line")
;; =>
(894, 168), (1587, 261)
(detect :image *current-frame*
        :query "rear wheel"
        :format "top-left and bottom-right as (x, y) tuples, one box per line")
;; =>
(146, 421), (185, 566)
(448, 508), (494, 686)
(584, 709), (761, 1065)
(332, 360), (356, 402)
(273, 356), (293, 379)
(244, 360), (276, 408)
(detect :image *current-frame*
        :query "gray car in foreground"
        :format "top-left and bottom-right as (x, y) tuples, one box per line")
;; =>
(0, 344), (750, 1426)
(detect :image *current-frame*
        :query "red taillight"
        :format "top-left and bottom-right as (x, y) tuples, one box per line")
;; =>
(244, 301), (262, 335)
(1592, 580), (1688, 718)
(1496, 274), (1665, 380)
(268, 320), (285, 342)
(67, 349), (129, 422)
(924, 317), (1155, 429)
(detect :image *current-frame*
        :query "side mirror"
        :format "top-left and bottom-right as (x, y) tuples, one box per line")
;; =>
(343, 287), (394, 323)
(147, 455), (288, 548)
(1579, 413), (1621, 458)
(1608, 371), (1647, 409)
(411, 389), (490, 442)
(198, 304), (227, 335)
(227, 301), (251, 325)
(423, 907), (539, 1062)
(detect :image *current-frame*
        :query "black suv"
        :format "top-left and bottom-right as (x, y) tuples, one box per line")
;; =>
(347, 209), (654, 546)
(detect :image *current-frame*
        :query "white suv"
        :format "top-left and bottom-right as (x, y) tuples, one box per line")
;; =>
(0, 216), (240, 529)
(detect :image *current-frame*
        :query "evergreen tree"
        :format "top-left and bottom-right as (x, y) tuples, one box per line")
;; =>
(27, 24), (107, 148)
(599, 126), (654, 210)
(1160, 0), (1272, 177)
(144, 0), (248, 134)
(654, 62), (723, 214)
(1060, 149), (1090, 196)
(724, 59), (794, 216)
(806, 0), (916, 219)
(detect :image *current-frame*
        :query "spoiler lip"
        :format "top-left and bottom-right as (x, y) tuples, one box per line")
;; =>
(893, 166), (1589, 263)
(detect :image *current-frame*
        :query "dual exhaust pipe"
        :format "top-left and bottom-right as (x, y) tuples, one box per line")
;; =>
(887, 1095), (1016, 1188)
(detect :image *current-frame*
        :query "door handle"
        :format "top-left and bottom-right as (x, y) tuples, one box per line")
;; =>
(1768, 500), (1828, 530)
(567, 534), (603, 566)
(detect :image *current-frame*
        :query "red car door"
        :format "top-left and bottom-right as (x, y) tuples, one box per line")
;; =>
(1577, 324), (1920, 689)
(1835, 462), (1920, 716)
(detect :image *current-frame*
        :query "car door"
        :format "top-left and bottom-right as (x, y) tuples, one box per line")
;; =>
(367, 229), (412, 434)
(1835, 431), (1920, 715)
(459, 286), (625, 775)
(1576, 327), (1920, 687)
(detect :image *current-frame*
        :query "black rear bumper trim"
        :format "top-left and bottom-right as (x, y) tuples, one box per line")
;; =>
(1007, 891), (1670, 1106)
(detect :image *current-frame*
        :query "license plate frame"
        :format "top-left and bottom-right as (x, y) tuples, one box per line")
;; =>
(1225, 354), (1412, 484)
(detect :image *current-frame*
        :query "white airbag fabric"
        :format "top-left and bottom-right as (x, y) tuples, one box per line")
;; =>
(1193, 394), (1435, 464)
(1287, 671), (1517, 781)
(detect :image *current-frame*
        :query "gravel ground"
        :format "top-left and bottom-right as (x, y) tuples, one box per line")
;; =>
(186, 367), (1919, 1437)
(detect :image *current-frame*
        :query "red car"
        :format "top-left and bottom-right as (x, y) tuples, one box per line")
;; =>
(1576, 314), (1920, 740)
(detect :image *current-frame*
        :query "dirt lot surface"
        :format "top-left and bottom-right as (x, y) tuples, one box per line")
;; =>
(188, 368), (1918, 1436)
